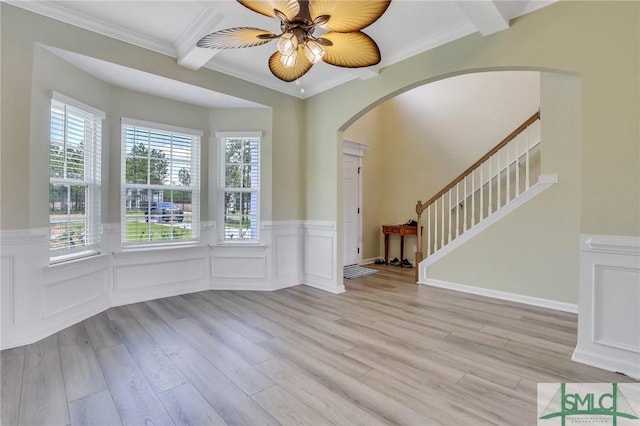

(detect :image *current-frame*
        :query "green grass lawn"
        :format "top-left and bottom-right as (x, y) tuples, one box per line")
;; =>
(125, 221), (191, 242)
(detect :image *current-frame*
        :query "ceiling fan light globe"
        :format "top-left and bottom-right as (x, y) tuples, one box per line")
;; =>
(279, 50), (298, 68)
(277, 32), (298, 55)
(304, 40), (325, 64)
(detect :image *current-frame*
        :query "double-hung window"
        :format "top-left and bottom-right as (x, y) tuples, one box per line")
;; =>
(218, 132), (260, 242)
(49, 93), (104, 261)
(121, 118), (201, 246)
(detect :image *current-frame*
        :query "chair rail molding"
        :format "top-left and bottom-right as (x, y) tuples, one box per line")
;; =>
(573, 234), (640, 379)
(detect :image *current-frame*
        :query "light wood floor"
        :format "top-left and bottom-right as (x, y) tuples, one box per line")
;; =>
(2, 265), (637, 425)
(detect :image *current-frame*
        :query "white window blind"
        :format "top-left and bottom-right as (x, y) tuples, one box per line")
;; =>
(49, 94), (104, 259)
(121, 118), (201, 247)
(218, 132), (260, 242)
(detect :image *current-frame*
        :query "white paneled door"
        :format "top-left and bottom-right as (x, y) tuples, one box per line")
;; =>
(343, 154), (360, 266)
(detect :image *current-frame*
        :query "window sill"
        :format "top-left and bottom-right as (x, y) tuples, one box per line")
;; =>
(116, 241), (204, 255)
(48, 249), (103, 268)
(214, 240), (265, 247)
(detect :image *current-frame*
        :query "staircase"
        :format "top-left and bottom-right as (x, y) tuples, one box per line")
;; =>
(414, 111), (557, 281)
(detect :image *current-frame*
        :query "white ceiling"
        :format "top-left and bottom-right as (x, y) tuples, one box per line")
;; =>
(11, 0), (555, 100)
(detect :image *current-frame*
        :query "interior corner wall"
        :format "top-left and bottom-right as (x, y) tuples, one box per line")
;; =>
(426, 72), (582, 303)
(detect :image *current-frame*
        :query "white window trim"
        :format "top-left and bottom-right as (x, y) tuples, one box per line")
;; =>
(52, 91), (106, 120)
(217, 131), (262, 244)
(121, 117), (202, 248)
(49, 93), (104, 263)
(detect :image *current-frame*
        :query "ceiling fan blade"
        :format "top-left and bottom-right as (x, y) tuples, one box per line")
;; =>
(321, 31), (381, 68)
(308, 0), (391, 32)
(268, 46), (313, 82)
(197, 27), (277, 49)
(237, 0), (300, 21)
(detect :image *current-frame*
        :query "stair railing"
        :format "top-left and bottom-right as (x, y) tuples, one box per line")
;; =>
(414, 111), (541, 281)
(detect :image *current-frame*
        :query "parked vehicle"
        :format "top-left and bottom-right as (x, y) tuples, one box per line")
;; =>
(145, 202), (184, 222)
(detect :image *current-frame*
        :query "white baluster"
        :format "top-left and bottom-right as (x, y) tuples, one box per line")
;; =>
(441, 194), (445, 248)
(525, 127), (530, 190)
(434, 199), (438, 252)
(455, 183), (460, 238)
(448, 189), (452, 243)
(515, 137), (520, 197)
(463, 176), (468, 232)
(506, 143), (510, 204)
(471, 169), (475, 227)
(489, 155), (493, 215)
(497, 148), (501, 209)
(427, 205), (431, 256)
(480, 163), (484, 220)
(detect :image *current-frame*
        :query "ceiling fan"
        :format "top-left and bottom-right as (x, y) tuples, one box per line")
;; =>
(197, 0), (391, 82)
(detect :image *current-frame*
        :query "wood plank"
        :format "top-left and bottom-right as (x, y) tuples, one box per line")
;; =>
(273, 343), (437, 426)
(58, 322), (108, 401)
(252, 385), (335, 426)
(260, 335), (371, 379)
(157, 383), (227, 426)
(96, 344), (174, 425)
(1, 346), (25, 426)
(255, 357), (387, 426)
(168, 295), (273, 365)
(125, 302), (188, 355)
(146, 297), (187, 322)
(344, 345), (465, 386)
(68, 389), (121, 426)
(359, 369), (493, 425)
(170, 347), (279, 426)
(171, 318), (273, 395)
(84, 311), (122, 351)
(107, 306), (186, 393)
(18, 335), (69, 426)
(186, 292), (273, 343)
(221, 291), (356, 354)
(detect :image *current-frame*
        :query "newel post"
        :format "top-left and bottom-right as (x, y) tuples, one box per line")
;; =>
(415, 200), (423, 283)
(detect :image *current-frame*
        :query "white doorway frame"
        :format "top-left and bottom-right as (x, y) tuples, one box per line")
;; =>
(343, 140), (368, 266)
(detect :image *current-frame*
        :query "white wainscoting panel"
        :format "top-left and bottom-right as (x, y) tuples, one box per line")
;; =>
(303, 221), (344, 294)
(111, 245), (210, 306)
(211, 256), (266, 279)
(115, 257), (207, 290)
(275, 235), (300, 279)
(573, 234), (640, 379)
(44, 255), (109, 317)
(593, 265), (640, 352)
(209, 244), (271, 290)
(1, 256), (15, 326)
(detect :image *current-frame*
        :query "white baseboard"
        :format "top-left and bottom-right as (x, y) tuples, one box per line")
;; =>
(303, 279), (346, 294)
(572, 347), (640, 380)
(420, 278), (578, 313)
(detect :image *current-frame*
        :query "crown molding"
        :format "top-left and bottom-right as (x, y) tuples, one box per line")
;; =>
(6, 0), (175, 58)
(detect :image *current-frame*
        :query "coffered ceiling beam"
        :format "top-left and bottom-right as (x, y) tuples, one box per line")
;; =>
(349, 67), (379, 80)
(454, 0), (509, 36)
(175, 6), (225, 70)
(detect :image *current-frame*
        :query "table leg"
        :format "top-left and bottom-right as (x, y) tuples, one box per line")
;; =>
(400, 235), (405, 267)
(384, 234), (389, 264)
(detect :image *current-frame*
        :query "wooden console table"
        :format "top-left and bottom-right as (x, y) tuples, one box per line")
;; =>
(382, 225), (420, 267)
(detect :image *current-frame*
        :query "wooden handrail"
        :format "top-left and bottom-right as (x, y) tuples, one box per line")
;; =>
(416, 110), (540, 215)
